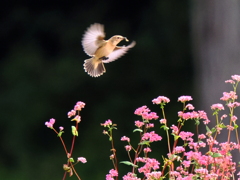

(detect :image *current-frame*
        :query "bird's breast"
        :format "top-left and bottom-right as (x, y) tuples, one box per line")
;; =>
(95, 42), (115, 58)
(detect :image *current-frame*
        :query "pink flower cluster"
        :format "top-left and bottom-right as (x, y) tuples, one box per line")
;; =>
(141, 131), (162, 142)
(100, 75), (240, 180)
(152, 96), (170, 104)
(77, 157), (87, 163)
(67, 101), (85, 118)
(211, 103), (224, 110)
(136, 157), (160, 176)
(106, 169), (118, 180)
(123, 172), (141, 180)
(45, 101), (87, 179)
(134, 106), (159, 120)
(231, 75), (240, 81)
(225, 75), (240, 84)
(178, 95), (193, 103)
(178, 110), (209, 122)
(101, 119), (112, 127)
(45, 118), (55, 128)
(220, 91), (238, 101)
(121, 136), (130, 142)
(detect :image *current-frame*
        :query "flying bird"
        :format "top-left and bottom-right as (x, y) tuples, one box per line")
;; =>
(82, 23), (136, 77)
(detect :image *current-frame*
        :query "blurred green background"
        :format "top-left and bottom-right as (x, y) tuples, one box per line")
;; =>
(1, 0), (240, 179)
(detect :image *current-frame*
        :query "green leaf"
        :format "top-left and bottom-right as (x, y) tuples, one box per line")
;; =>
(133, 128), (143, 133)
(206, 125), (211, 133)
(211, 127), (216, 133)
(160, 125), (169, 131)
(138, 140), (150, 146)
(71, 126), (78, 136)
(195, 120), (200, 126)
(120, 161), (138, 167)
(211, 153), (222, 157)
(58, 131), (64, 137)
(69, 158), (74, 162)
(172, 134), (180, 141)
(177, 118), (183, 123)
(219, 123), (226, 128)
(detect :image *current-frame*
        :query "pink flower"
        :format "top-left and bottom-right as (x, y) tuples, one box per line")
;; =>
(203, 119), (210, 124)
(159, 119), (166, 124)
(198, 110), (208, 119)
(142, 111), (159, 120)
(182, 160), (191, 167)
(186, 103), (195, 110)
(45, 118), (55, 128)
(152, 96), (170, 104)
(125, 145), (132, 151)
(220, 91), (238, 101)
(145, 171), (162, 179)
(179, 131), (194, 141)
(134, 106), (159, 120)
(67, 110), (76, 118)
(109, 169), (118, 177)
(106, 169), (118, 180)
(170, 125), (179, 134)
(121, 136), (130, 142)
(135, 120), (144, 128)
(194, 167), (208, 175)
(135, 121), (144, 128)
(101, 119), (112, 127)
(72, 115), (81, 123)
(227, 125), (234, 131)
(136, 157), (145, 163)
(59, 126), (64, 131)
(178, 96), (193, 103)
(198, 134), (206, 139)
(231, 75), (240, 81)
(143, 147), (152, 153)
(227, 102), (240, 108)
(211, 103), (224, 110)
(225, 80), (235, 84)
(221, 114), (227, 120)
(77, 157), (87, 163)
(146, 123), (154, 128)
(75, 101), (85, 110)
(173, 146), (185, 153)
(106, 174), (114, 180)
(141, 131), (162, 142)
(138, 158), (160, 175)
(50, 118), (55, 124)
(123, 172), (141, 180)
(134, 106), (150, 116)
(231, 115), (237, 122)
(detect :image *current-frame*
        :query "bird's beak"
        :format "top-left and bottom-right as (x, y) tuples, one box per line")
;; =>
(124, 37), (129, 42)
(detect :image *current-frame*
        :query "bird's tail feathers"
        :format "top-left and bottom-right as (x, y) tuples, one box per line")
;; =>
(83, 57), (106, 77)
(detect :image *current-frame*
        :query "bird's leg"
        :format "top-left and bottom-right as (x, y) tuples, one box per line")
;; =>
(99, 56), (109, 60)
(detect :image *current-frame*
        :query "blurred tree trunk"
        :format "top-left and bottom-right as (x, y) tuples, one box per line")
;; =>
(191, 0), (240, 175)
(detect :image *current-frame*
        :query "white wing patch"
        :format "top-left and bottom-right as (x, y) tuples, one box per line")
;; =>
(82, 23), (105, 56)
(102, 41), (136, 63)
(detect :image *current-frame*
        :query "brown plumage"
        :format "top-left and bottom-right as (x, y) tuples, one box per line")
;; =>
(82, 23), (136, 77)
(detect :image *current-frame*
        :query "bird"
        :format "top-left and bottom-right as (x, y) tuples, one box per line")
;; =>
(82, 23), (136, 77)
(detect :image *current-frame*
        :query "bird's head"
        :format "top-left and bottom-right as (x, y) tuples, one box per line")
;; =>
(110, 35), (129, 45)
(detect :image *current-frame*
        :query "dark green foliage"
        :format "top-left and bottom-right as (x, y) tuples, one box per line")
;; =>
(0, 1), (192, 179)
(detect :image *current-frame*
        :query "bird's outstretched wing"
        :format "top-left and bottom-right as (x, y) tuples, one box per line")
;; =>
(82, 23), (106, 56)
(102, 41), (136, 63)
